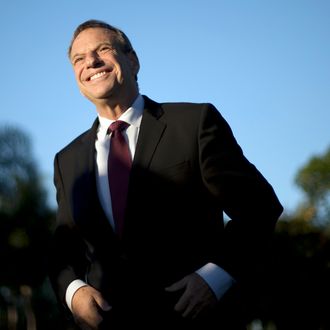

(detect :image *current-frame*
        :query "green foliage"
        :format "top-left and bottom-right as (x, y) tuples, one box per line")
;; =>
(0, 126), (48, 214)
(0, 125), (63, 328)
(259, 146), (330, 328)
(0, 125), (51, 287)
(295, 146), (330, 224)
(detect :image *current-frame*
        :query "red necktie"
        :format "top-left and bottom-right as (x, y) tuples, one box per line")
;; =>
(108, 120), (132, 237)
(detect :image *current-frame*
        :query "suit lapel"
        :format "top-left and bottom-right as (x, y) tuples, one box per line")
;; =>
(69, 119), (98, 220)
(70, 119), (113, 232)
(74, 119), (129, 245)
(79, 118), (99, 175)
(133, 96), (166, 170)
(124, 96), (166, 237)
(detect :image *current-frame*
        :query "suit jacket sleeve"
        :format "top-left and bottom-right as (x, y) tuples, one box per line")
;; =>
(48, 153), (89, 308)
(198, 104), (283, 281)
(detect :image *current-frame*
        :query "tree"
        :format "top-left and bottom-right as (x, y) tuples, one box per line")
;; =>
(295, 146), (330, 225)
(244, 147), (330, 329)
(0, 126), (39, 212)
(0, 125), (70, 329)
(256, 146), (330, 329)
(0, 125), (52, 285)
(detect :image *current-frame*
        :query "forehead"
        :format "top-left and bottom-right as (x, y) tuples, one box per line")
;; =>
(71, 28), (116, 56)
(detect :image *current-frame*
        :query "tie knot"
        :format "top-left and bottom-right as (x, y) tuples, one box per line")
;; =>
(109, 120), (130, 133)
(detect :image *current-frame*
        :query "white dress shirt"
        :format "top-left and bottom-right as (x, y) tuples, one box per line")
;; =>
(65, 94), (234, 311)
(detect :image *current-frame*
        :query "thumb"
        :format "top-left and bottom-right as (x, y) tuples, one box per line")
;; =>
(94, 294), (112, 312)
(165, 277), (187, 293)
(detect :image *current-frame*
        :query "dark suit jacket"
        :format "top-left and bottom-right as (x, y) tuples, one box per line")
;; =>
(49, 96), (283, 328)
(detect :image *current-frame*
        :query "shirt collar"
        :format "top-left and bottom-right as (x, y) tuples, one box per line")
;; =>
(97, 94), (144, 135)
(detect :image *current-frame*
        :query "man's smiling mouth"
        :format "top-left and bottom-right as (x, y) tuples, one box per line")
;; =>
(89, 71), (108, 81)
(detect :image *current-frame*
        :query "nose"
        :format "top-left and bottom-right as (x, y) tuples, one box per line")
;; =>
(85, 51), (103, 68)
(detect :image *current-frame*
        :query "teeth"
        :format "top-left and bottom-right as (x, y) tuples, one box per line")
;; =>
(90, 71), (107, 81)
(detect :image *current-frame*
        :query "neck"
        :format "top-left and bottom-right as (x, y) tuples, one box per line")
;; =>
(95, 91), (139, 120)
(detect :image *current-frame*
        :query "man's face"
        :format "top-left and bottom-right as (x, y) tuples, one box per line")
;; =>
(70, 28), (139, 104)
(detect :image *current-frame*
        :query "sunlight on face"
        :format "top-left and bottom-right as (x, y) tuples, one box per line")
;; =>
(70, 28), (139, 105)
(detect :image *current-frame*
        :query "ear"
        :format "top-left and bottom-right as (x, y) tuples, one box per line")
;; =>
(127, 50), (140, 77)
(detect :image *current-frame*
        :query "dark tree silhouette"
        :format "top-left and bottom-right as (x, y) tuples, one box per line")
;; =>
(0, 125), (71, 329)
(295, 146), (330, 226)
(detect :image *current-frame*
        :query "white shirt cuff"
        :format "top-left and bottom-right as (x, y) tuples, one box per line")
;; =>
(65, 279), (88, 312)
(196, 262), (236, 300)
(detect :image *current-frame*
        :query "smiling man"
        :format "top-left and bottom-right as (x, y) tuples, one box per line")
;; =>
(48, 19), (283, 329)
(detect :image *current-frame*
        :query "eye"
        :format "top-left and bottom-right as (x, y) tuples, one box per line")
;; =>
(73, 56), (84, 65)
(98, 45), (117, 55)
(100, 46), (112, 52)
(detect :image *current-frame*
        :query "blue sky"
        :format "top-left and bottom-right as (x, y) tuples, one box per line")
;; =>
(1, 0), (329, 213)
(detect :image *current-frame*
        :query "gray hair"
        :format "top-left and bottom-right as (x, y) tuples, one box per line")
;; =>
(68, 19), (134, 58)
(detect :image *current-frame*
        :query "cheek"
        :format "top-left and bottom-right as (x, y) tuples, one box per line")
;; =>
(112, 64), (123, 82)
(73, 67), (84, 84)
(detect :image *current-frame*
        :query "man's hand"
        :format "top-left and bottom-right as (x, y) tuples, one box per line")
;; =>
(165, 272), (217, 319)
(71, 285), (112, 330)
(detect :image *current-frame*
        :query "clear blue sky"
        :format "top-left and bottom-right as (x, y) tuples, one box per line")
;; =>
(1, 0), (329, 213)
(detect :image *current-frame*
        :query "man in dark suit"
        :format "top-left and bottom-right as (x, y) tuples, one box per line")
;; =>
(48, 19), (283, 329)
